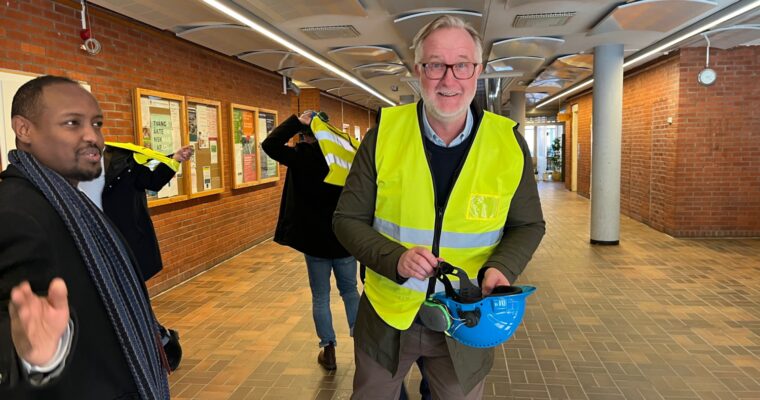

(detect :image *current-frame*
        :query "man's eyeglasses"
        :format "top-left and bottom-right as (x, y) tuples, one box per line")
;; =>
(420, 62), (479, 80)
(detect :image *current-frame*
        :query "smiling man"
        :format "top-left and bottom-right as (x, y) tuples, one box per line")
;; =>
(0, 76), (169, 399)
(334, 16), (545, 399)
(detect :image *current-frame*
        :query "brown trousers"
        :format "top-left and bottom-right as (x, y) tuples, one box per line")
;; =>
(351, 322), (485, 400)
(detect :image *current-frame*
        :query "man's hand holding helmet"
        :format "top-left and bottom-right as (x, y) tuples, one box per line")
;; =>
(480, 267), (510, 295)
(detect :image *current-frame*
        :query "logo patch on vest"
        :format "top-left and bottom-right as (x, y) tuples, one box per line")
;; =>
(467, 194), (499, 220)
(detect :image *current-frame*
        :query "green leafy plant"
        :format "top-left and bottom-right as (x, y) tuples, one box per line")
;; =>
(548, 137), (562, 172)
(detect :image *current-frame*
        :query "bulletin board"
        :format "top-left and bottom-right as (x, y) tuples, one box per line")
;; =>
(133, 88), (188, 206)
(230, 103), (260, 189)
(257, 109), (280, 183)
(186, 97), (224, 198)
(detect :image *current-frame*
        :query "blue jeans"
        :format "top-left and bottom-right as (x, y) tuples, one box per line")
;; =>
(304, 254), (360, 348)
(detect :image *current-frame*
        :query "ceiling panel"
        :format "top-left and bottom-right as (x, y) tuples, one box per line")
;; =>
(555, 53), (593, 70)
(233, 0), (367, 23)
(279, 66), (335, 82)
(342, 93), (372, 102)
(487, 56), (545, 73)
(325, 86), (366, 97)
(328, 46), (404, 66)
(90, 0), (225, 29)
(393, 10), (483, 42)
(591, 0), (718, 35)
(376, 0), (485, 15)
(490, 37), (565, 59)
(177, 25), (282, 56)
(353, 63), (409, 80)
(307, 77), (348, 91)
(686, 24), (760, 49)
(364, 74), (416, 99)
(238, 50), (310, 71)
(523, 51), (593, 95)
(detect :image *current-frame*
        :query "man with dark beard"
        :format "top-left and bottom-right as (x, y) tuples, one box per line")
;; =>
(0, 75), (170, 399)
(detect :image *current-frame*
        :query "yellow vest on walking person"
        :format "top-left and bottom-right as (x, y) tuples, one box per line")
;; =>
(309, 117), (360, 187)
(105, 141), (180, 172)
(364, 103), (524, 330)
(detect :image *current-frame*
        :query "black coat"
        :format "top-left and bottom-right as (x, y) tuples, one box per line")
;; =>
(261, 115), (350, 259)
(0, 165), (140, 399)
(102, 146), (176, 281)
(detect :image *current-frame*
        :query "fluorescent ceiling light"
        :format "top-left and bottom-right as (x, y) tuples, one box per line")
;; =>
(201, 0), (395, 106)
(535, 79), (594, 108)
(536, 0), (760, 109)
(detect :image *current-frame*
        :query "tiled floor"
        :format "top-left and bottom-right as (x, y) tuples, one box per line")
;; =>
(153, 182), (760, 399)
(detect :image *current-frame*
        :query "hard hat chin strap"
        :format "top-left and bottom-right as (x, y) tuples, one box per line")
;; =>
(427, 262), (482, 304)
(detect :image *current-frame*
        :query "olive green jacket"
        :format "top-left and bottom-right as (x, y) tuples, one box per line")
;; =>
(333, 102), (545, 393)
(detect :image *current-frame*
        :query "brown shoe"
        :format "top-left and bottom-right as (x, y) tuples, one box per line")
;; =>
(318, 344), (336, 370)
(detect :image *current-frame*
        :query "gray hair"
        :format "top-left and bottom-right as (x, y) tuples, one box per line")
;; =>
(411, 15), (483, 64)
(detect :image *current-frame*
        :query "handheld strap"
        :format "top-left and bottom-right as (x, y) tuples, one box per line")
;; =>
(426, 262), (483, 303)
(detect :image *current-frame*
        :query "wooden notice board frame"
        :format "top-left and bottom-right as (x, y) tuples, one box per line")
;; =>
(256, 108), (280, 184)
(186, 97), (225, 199)
(230, 103), (261, 189)
(133, 88), (189, 207)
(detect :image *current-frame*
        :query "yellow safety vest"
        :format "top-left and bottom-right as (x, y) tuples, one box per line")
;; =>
(105, 141), (180, 172)
(365, 103), (524, 330)
(310, 117), (360, 186)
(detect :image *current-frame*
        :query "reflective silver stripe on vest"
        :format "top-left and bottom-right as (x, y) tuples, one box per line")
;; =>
(373, 217), (433, 245)
(373, 217), (503, 248)
(324, 153), (352, 170)
(315, 131), (355, 152)
(401, 276), (479, 293)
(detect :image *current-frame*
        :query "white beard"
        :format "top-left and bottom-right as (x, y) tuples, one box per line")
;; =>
(422, 97), (469, 124)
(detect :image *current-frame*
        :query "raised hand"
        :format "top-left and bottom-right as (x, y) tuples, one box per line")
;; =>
(397, 247), (439, 281)
(9, 278), (70, 366)
(172, 145), (194, 162)
(298, 110), (314, 126)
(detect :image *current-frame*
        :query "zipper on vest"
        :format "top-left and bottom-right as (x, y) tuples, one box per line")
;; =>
(419, 102), (483, 258)
(426, 129), (479, 258)
(432, 206), (443, 256)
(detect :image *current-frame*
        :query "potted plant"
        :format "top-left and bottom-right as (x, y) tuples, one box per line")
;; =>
(548, 138), (562, 181)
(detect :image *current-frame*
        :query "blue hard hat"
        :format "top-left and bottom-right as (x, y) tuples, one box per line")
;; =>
(421, 262), (536, 348)
(432, 284), (535, 348)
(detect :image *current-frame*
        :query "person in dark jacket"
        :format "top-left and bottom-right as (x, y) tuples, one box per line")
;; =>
(1, 75), (170, 399)
(262, 110), (360, 371)
(101, 143), (192, 281)
(102, 142), (192, 372)
(79, 140), (192, 372)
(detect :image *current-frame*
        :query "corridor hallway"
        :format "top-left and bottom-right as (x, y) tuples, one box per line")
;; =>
(153, 182), (760, 400)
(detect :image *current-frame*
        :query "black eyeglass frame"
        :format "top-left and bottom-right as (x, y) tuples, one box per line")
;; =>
(419, 62), (480, 80)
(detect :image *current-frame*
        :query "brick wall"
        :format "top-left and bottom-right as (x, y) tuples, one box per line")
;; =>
(566, 47), (759, 237)
(620, 56), (680, 232)
(571, 95), (593, 198)
(674, 47), (760, 236)
(1, 0), (376, 292)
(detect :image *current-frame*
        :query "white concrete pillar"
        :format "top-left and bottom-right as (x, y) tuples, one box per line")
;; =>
(509, 91), (526, 135)
(590, 43), (623, 245)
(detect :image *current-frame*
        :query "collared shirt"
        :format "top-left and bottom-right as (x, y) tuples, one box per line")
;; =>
(421, 107), (474, 148)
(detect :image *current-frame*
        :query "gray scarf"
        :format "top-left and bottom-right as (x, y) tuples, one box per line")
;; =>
(9, 150), (170, 400)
